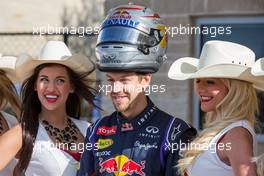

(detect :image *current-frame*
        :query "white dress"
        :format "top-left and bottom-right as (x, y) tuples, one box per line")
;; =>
(186, 120), (257, 176)
(25, 118), (89, 176)
(0, 111), (18, 176)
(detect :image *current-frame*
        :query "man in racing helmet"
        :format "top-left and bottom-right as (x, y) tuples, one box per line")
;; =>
(79, 3), (197, 176)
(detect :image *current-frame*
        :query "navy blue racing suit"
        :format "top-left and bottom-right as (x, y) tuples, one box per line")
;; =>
(78, 97), (197, 176)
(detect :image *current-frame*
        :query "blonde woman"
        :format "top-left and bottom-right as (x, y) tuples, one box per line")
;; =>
(0, 56), (20, 176)
(168, 40), (264, 176)
(252, 56), (264, 176)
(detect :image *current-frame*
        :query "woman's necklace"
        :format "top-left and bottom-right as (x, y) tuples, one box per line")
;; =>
(41, 118), (80, 147)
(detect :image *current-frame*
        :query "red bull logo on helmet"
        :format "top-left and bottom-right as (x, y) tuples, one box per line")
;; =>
(103, 8), (140, 29)
(110, 10), (132, 19)
(99, 154), (145, 176)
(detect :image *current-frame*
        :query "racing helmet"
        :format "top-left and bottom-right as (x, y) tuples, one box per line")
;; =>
(95, 3), (168, 73)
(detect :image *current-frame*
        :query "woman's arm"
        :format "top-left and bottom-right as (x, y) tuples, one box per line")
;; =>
(223, 127), (257, 176)
(0, 124), (22, 170)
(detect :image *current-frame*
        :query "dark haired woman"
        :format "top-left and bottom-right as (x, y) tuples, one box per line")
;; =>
(0, 41), (97, 176)
(0, 56), (20, 176)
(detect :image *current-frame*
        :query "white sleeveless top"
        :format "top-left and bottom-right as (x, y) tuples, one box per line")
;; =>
(187, 120), (257, 176)
(0, 111), (18, 176)
(25, 118), (90, 176)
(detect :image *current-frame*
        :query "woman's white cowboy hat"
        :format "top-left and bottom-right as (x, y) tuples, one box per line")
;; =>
(16, 41), (95, 82)
(0, 54), (18, 82)
(251, 57), (264, 76)
(168, 40), (264, 90)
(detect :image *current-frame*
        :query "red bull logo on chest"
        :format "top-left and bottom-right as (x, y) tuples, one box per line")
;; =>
(99, 154), (145, 176)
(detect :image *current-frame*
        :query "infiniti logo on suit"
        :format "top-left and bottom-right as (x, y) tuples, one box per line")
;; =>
(146, 126), (159, 134)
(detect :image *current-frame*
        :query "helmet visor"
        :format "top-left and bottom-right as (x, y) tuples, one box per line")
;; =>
(97, 26), (159, 47)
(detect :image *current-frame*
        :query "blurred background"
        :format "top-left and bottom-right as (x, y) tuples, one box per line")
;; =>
(0, 0), (263, 154)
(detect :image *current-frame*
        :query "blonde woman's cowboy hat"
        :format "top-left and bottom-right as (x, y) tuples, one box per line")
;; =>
(251, 57), (264, 76)
(168, 40), (264, 90)
(0, 54), (18, 82)
(16, 41), (94, 82)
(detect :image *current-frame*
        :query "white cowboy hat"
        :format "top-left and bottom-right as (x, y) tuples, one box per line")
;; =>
(251, 57), (264, 76)
(16, 41), (95, 82)
(0, 54), (18, 82)
(168, 40), (264, 90)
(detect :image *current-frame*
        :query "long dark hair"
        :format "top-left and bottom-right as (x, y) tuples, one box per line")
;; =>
(0, 70), (20, 117)
(14, 63), (98, 175)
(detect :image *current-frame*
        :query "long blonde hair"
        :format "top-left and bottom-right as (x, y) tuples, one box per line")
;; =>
(0, 70), (20, 117)
(253, 153), (264, 176)
(178, 78), (258, 174)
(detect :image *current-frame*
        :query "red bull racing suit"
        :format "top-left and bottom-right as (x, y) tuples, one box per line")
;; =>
(78, 97), (197, 176)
